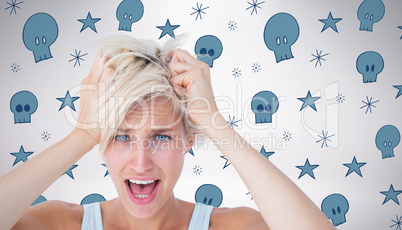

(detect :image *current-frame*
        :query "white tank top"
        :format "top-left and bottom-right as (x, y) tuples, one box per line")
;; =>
(81, 202), (214, 230)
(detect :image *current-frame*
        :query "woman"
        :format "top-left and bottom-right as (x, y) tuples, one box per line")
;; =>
(1, 35), (335, 229)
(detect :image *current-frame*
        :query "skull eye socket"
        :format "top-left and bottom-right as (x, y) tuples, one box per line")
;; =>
(200, 48), (207, 55)
(283, 36), (287, 44)
(371, 64), (375, 72)
(257, 104), (264, 112)
(337, 206), (341, 214)
(265, 104), (271, 112)
(124, 13), (128, 19)
(332, 208), (336, 215)
(208, 49), (214, 57)
(35, 37), (40, 45)
(366, 65), (369, 72)
(16, 104), (23, 113)
(276, 37), (281, 45)
(365, 13), (369, 19)
(388, 141), (392, 147)
(42, 36), (46, 44)
(24, 104), (31, 112)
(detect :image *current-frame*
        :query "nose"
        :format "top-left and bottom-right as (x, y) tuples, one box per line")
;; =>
(128, 139), (154, 173)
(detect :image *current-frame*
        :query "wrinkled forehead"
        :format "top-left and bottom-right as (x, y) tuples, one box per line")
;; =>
(120, 97), (183, 131)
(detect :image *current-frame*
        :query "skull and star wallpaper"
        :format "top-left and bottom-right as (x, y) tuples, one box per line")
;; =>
(1, 0), (401, 229)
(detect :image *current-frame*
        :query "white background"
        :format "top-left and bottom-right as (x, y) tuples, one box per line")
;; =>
(1, 0), (402, 229)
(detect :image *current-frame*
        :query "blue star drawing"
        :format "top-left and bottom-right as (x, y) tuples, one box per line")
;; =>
(319, 12), (342, 33)
(310, 50), (329, 67)
(398, 26), (402, 40)
(391, 215), (402, 230)
(298, 90), (321, 111)
(296, 159), (319, 179)
(190, 3), (209, 21)
(360, 96), (379, 114)
(11, 63), (20, 73)
(316, 130), (335, 148)
(5, 0), (23, 15)
(69, 49), (88, 67)
(77, 12), (101, 33)
(57, 91), (79, 111)
(189, 148), (195, 156)
(227, 115), (241, 128)
(251, 63), (261, 73)
(228, 21), (237, 31)
(394, 85), (402, 99)
(246, 0), (265, 15)
(221, 156), (231, 169)
(193, 165), (203, 175)
(41, 131), (51, 141)
(10, 145), (33, 166)
(246, 192), (254, 200)
(156, 19), (180, 39)
(32, 195), (47, 206)
(336, 93), (345, 103)
(283, 131), (292, 141)
(232, 68), (241, 78)
(260, 146), (274, 159)
(102, 163), (109, 177)
(343, 156), (366, 177)
(380, 184), (402, 205)
(64, 165), (78, 179)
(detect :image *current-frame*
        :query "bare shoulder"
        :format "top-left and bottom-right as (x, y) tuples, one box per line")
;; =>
(210, 206), (270, 230)
(12, 200), (83, 230)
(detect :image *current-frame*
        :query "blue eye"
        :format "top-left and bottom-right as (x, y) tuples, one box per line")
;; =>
(115, 135), (130, 142)
(155, 134), (170, 141)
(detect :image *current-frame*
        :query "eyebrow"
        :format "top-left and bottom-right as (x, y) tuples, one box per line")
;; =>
(117, 127), (175, 133)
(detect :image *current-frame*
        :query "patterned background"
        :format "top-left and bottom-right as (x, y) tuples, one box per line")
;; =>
(1, 0), (402, 229)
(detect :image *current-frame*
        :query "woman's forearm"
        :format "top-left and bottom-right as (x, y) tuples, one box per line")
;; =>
(0, 129), (97, 230)
(202, 113), (335, 230)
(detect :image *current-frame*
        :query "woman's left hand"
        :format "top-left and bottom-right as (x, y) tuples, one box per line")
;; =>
(168, 49), (219, 129)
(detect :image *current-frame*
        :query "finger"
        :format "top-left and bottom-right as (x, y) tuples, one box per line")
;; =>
(171, 84), (185, 98)
(99, 67), (114, 84)
(171, 49), (198, 65)
(170, 73), (189, 98)
(170, 68), (201, 91)
(170, 49), (185, 63)
(169, 69), (190, 97)
(88, 55), (108, 84)
(97, 67), (115, 96)
(169, 61), (197, 77)
(87, 56), (101, 84)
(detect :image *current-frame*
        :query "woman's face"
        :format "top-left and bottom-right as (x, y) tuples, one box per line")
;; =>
(104, 97), (193, 219)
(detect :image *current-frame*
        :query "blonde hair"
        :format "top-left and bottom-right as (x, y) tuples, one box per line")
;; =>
(95, 35), (195, 155)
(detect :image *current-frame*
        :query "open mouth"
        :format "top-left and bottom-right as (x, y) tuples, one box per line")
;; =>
(126, 179), (160, 205)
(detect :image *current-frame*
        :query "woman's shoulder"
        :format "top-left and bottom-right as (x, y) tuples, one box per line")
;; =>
(210, 206), (270, 230)
(12, 200), (83, 230)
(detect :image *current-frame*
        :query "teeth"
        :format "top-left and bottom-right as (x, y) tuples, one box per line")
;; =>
(129, 179), (155, 185)
(134, 194), (151, 199)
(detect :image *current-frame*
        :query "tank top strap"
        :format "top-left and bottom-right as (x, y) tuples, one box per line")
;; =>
(188, 203), (214, 230)
(81, 202), (103, 230)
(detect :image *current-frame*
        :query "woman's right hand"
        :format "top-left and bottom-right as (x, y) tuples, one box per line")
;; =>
(2, 55), (114, 230)
(74, 55), (114, 143)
